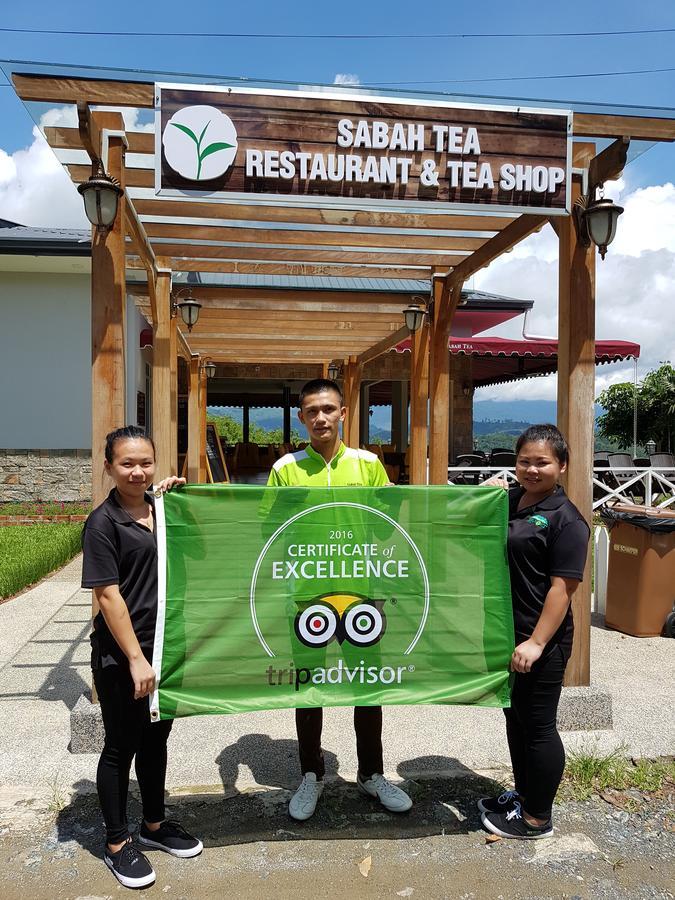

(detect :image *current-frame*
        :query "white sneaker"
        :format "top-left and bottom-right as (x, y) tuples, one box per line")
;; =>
(357, 773), (412, 813)
(289, 773), (324, 821)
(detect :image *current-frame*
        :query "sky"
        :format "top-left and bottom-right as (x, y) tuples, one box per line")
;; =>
(0, 0), (674, 404)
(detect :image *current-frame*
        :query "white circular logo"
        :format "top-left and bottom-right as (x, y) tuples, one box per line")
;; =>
(162, 105), (238, 181)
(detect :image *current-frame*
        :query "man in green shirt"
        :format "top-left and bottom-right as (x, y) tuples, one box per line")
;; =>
(267, 378), (412, 821)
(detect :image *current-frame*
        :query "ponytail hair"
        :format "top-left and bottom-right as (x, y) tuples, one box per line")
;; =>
(104, 426), (156, 463)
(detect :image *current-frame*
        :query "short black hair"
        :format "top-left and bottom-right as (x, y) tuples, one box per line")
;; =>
(298, 378), (344, 406)
(515, 424), (569, 466)
(104, 426), (156, 463)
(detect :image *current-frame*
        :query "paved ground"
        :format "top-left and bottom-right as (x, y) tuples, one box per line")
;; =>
(0, 556), (673, 898)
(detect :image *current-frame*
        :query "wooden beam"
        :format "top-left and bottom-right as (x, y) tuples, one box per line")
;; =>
(187, 355), (200, 484)
(133, 241), (465, 268)
(409, 320), (430, 485)
(142, 221), (488, 253)
(133, 197), (516, 232)
(199, 364), (208, 483)
(588, 137), (630, 188)
(91, 135), (126, 508)
(450, 214), (548, 283)
(127, 257), (432, 279)
(343, 358), (362, 448)
(573, 112), (675, 142)
(357, 326), (410, 367)
(557, 178), (596, 688)
(125, 199), (156, 276)
(128, 285), (420, 309)
(429, 277), (463, 484)
(12, 72), (154, 107)
(152, 260), (174, 478)
(176, 326), (192, 361)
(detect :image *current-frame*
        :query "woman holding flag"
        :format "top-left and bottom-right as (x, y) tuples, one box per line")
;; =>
(478, 424), (590, 840)
(81, 426), (201, 889)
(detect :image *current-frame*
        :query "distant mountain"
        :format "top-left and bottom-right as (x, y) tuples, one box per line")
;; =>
(473, 400), (604, 423)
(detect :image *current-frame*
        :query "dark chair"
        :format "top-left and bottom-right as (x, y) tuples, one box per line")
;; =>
(594, 451), (610, 461)
(489, 451), (516, 467)
(649, 453), (675, 500)
(608, 453), (645, 503)
(488, 447), (513, 455)
(632, 457), (650, 467)
(593, 458), (612, 501)
(452, 453), (487, 485)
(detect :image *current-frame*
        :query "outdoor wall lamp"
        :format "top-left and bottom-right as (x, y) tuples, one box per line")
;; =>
(646, 438), (657, 455)
(171, 289), (202, 332)
(403, 300), (428, 334)
(574, 187), (624, 260)
(462, 383), (472, 397)
(77, 158), (123, 233)
(202, 359), (216, 379)
(327, 362), (341, 381)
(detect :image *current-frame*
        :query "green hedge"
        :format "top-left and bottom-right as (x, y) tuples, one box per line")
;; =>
(0, 524), (83, 600)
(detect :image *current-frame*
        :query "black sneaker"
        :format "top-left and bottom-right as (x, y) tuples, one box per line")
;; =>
(481, 802), (553, 840)
(104, 838), (156, 889)
(138, 819), (203, 858)
(477, 789), (521, 815)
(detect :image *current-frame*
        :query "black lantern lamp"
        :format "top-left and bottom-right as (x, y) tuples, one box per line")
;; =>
(575, 187), (624, 260)
(403, 302), (427, 334)
(172, 289), (202, 333)
(327, 362), (341, 381)
(203, 359), (216, 379)
(77, 159), (123, 233)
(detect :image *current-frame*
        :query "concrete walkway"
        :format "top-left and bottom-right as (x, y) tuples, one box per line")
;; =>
(0, 555), (673, 799)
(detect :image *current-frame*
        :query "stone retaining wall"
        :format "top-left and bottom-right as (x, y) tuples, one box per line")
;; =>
(0, 450), (92, 502)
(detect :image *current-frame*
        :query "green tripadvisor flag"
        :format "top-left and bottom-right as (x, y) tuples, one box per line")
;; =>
(150, 485), (514, 721)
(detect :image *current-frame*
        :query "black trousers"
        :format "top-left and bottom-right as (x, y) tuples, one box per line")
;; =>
(296, 706), (383, 779)
(503, 645), (566, 821)
(93, 665), (173, 845)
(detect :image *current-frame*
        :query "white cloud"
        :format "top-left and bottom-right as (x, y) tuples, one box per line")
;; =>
(333, 73), (361, 85)
(474, 180), (675, 402)
(38, 104), (154, 134)
(0, 125), (86, 228)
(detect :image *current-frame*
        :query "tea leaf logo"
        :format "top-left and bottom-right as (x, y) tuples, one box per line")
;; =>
(163, 105), (238, 182)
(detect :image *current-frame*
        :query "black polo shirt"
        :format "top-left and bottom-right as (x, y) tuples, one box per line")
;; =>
(81, 488), (157, 668)
(507, 485), (590, 661)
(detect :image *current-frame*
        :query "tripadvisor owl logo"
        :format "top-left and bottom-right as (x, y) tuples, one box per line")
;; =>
(162, 105), (238, 181)
(295, 593), (387, 649)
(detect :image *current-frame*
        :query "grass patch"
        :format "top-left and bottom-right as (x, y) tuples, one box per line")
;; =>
(562, 745), (675, 801)
(0, 524), (83, 600)
(0, 500), (91, 516)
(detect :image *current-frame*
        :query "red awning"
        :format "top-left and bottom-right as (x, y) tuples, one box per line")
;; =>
(391, 335), (640, 389)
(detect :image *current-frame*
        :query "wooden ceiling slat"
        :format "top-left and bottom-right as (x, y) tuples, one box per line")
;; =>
(129, 286), (417, 307)
(12, 73), (154, 107)
(127, 257), (431, 278)
(142, 243), (464, 266)
(134, 199), (515, 233)
(142, 221), (486, 252)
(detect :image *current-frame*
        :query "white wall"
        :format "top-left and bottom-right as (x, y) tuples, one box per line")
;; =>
(0, 270), (91, 448)
(125, 295), (152, 428)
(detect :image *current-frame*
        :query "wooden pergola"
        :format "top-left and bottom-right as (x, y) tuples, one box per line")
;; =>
(11, 69), (675, 686)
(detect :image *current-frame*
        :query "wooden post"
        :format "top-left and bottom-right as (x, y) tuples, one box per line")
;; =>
(391, 380), (408, 452)
(169, 317), (178, 474)
(343, 358), (362, 448)
(558, 176), (596, 688)
(409, 320), (430, 485)
(199, 364), (207, 483)
(187, 354), (200, 483)
(90, 135), (126, 508)
(152, 260), (173, 478)
(360, 383), (370, 446)
(429, 277), (462, 484)
(282, 385), (291, 443)
(243, 404), (250, 443)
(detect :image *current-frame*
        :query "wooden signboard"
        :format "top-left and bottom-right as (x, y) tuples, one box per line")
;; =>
(205, 423), (230, 483)
(156, 84), (571, 214)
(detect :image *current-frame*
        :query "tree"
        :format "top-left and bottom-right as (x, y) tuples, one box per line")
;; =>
(596, 363), (674, 452)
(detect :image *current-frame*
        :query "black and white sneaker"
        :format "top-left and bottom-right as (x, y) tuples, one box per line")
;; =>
(481, 801), (553, 840)
(104, 838), (156, 889)
(138, 819), (203, 858)
(477, 789), (521, 815)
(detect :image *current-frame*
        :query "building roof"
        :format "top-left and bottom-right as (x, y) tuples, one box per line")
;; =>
(0, 223), (91, 256)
